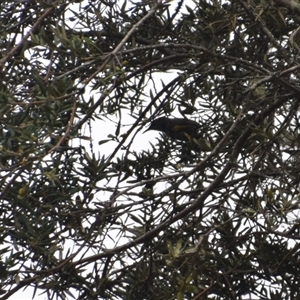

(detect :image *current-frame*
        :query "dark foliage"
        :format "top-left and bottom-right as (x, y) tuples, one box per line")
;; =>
(1, 0), (300, 299)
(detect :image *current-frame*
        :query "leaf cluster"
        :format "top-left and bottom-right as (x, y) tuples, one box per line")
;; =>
(1, 0), (300, 299)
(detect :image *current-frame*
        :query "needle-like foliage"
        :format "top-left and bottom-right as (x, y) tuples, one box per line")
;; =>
(1, 0), (300, 299)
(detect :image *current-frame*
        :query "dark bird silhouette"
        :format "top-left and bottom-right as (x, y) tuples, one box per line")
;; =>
(145, 117), (201, 142)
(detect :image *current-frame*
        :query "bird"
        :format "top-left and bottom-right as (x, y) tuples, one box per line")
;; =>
(145, 117), (201, 142)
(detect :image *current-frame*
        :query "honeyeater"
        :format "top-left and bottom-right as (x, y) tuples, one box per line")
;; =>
(145, 117), (201, 142)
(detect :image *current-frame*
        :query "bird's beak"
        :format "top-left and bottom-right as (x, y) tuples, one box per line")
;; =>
(143, 121), (153, 133)
(143, 127), (151, 134)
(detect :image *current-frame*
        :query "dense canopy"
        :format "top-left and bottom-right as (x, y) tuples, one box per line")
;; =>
(1, 0), (300, 299)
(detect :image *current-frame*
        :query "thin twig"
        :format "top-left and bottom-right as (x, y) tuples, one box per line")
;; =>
(0, 7), (55, 70)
